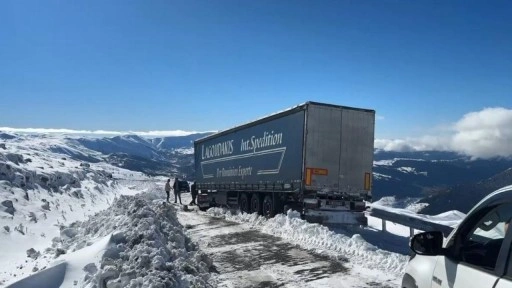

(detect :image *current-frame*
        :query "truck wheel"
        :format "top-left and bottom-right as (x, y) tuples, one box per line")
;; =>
(239, 193), (250, 213)
(250, 194), (262, 215)
(262, 195), (275, 218)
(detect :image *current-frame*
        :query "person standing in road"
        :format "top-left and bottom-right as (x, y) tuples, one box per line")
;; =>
(173, 176), (182, 204)
(164, 179), (171, 203)
(189, 181), (197, 206)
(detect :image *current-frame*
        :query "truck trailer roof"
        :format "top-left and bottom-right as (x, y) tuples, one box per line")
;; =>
(195, 101), (375, 144)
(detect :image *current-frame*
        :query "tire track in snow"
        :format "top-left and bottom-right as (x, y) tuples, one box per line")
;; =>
(176, 201), (396, 288)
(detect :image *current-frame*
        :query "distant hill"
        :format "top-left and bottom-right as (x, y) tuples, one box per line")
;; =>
(0, 132), (212, 178)
(150, 133), (212, 150)
(372, 150), (512, 200)
(71, 133), (212, 177)
(75, 135), (164, 160)
(418, 168), (512, 215)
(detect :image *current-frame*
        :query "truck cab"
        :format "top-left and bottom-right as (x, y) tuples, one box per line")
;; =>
(402, 184), (512, 288)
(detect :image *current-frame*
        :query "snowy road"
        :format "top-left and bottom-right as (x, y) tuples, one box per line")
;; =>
(179, 212), (349, 287)
(176, 193), (398, 288)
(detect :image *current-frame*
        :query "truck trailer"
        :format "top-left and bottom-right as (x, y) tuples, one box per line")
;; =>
(194, 101), (375, 225)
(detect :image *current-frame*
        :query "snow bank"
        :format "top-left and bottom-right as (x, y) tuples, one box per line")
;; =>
(372, 196), (429, 213)
(369, 203), (465, 228)
(6, 262), (67, 288)
(0, 135), (149, 286)
(206, 208), (409, 279)
(6, 194), (214, 288)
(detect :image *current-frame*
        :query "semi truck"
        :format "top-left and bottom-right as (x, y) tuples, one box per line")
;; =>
(194, 101), (375, 225)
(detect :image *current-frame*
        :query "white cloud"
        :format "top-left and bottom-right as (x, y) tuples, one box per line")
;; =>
(374, 139), (416, 152)
(376, 107), (512, 159)
(0, 127), (214, 137)
(451, 107), (512, 158)
(375, 135), (450, 152)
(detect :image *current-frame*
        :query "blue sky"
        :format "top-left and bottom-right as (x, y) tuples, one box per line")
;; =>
(1, 0), (511, 139)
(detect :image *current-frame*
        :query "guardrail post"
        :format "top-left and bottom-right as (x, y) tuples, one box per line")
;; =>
(410, 227), (414, 237)
(382, 219), (386, 232)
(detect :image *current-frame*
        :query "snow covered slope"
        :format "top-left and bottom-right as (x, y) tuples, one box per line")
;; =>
(5, 191), (214, 288)
(419, 167), (512, 215)
(0, 132), (205, 177)
(75, 135), (165, 161)
(0, 135), (149, 286)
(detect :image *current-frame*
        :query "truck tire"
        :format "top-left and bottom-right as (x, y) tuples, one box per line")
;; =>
(262, 195), (275, 218)
(239, 193), (250, 213)
(250, 194), (262, 215)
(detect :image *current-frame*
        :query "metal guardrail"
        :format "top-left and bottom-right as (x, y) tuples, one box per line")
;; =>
(369, 207), (455, 237)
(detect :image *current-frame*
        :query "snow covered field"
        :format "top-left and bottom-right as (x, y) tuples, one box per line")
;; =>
(0, 134), (152, 286)
(3, 184), (215, 288)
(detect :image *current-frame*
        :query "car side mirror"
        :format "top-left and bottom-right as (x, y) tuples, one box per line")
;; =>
(410, 231), (444, 256)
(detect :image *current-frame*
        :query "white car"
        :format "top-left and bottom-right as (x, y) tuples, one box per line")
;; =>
(403, 184), (512, 288)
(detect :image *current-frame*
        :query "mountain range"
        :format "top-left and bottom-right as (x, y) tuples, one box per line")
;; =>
(418, 167), (512, 215)
(373, 150), (512, 200)
(2, 131), (511, 214)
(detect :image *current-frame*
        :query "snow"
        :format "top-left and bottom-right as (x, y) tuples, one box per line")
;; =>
(4, 189), (214, 288)
(405, 201), (430, 212)
(53, 234), (111, 288)
(372, 196), (429, 213)
(173, 148), (194, 155)
(369, 197), (465, 239)
(373, 159), (396, 166)
(369, 202), (466, 229)
(0, 135), (146, 286)
(373, 158), (427, 167)
(372, 172), (392, 180)
(397, 166), (415, 173)
(396, 167), (428, 176)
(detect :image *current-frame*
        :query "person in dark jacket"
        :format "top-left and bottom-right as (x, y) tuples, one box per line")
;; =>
(189, 181), (197, 206)
(164, 179), (171, 203)
(172, 177), (182, 204)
